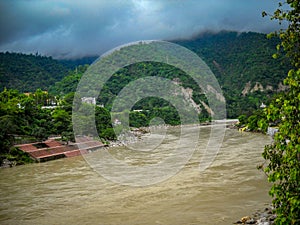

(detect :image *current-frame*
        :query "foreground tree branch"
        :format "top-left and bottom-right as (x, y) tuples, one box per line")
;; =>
(262, 1), (300, 224)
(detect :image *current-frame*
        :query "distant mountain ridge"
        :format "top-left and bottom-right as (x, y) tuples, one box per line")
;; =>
(58, 56), (98, 69)
(0, 31), (290, 117)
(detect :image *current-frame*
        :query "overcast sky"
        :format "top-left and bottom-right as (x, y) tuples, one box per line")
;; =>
(0, 0), (282, 59)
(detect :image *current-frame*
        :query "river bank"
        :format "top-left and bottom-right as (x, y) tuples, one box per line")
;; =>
(0, 119), (239, 168)
(235, 206), (276, 224)
(108, 119), (238, 147)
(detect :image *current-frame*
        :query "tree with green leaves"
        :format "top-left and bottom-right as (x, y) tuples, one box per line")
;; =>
(95, 106), (116, 140)
(52, 108), (71, 136)
(0, 115), (18, 154)
(262, 1), (300, 224)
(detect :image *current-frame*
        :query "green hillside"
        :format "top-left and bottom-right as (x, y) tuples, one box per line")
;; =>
(50, 31), (290, 118)
(174, 31), (287, 89)
(173, 31), (290, 117)
(0, 52), (70, 92)
(0, 31), (291, 118)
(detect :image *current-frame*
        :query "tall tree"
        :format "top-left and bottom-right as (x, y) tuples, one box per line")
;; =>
(262, 1), (300, 224)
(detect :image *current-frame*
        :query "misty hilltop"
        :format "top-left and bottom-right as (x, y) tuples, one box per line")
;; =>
(0, 1), (280, 59)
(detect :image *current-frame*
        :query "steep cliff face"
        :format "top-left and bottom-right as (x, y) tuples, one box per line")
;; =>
(242, 81), (288, 96)
(172, 79), (211, 115)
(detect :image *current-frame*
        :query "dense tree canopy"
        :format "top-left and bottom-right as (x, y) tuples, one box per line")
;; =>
(0, 52), (70, 92)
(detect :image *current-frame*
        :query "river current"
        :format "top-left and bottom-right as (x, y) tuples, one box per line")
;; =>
(0, 126), (272, 225)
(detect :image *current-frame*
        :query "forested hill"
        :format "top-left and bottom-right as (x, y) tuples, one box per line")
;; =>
(174, 31), (288, 92)
(0, 31), (290, 117)
(173, 31), (290, 117)
(50, 31), (290, 118)
(0, 52), (70, 92)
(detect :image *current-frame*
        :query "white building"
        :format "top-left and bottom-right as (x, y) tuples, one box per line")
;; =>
(81, 97), (96, 105)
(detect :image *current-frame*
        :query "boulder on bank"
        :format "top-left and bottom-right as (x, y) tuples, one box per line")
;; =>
(234, 207), (276, 225)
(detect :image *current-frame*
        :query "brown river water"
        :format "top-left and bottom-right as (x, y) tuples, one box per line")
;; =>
(0, 126), (272, 225)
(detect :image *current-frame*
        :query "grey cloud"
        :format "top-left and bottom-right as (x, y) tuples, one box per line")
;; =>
(0, 0), (281, 58)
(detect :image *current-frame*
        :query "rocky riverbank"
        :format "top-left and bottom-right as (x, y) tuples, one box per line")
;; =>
(108, 127), (150, 147)
(234, 206), (276, 225)
(0, 158), (17, 168)
(108, 123), (210, 147)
